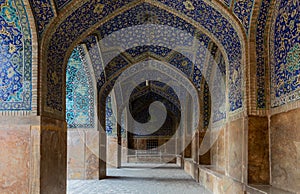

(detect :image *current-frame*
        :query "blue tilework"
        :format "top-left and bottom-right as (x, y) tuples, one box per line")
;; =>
(28, 0), (55, 36)
(0, 0), (32, 110)
(271, 0), (300, 107)
(66, 46), (95, 128)
(256, 0), (271, 109)
(45, 1), (243, 113)
(106, 95), (116, 135)
(54, 0), (71, 10)
(233, 0), (255, 33)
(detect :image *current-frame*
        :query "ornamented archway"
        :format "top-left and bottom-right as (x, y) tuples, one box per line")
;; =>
(37, 2), (247, 192)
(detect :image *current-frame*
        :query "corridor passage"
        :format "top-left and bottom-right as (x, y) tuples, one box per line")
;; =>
(67, 163), (211, 194)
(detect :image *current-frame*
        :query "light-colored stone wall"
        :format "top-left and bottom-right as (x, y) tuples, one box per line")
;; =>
(0, 126), (31, 193)
(270, 108), (300, 193)
(67, 129), (99, 179)
(0, 117), (40, 193)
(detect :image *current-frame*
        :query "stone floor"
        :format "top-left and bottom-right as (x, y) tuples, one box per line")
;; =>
(67, 163), (211, 194)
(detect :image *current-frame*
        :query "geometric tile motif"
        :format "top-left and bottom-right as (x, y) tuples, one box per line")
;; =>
(28, 0), (55, 36)
(66, 46), (95, 128)
(233, 0), (255, 33)
(256, 0), (271, 109)
(271, 0), (300, 107)
(0, 0), (32, 110)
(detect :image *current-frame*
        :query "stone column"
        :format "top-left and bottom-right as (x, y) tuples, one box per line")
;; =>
(121, 109), (128, 164)
(116, 113), (122, 168)
(99, 104), (106, 179)
(248, 116), (269, 184)
(40, 116), (67, 194)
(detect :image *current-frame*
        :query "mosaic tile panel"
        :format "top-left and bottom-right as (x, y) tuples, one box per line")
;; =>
(126, 45), (172, 58)
(171, 0), (243, 111)
(256, 0), (271, 109)
(0, 0), (32, 111)
(98, 3), (196, 40)
(66, 46), (95, 128)
(105, 55), (130, 79)
(203, 81), (210, 128)
(270, 0), (300, 107)
(104, 47), (197, 91)
(106, 95), (116, 136)
(168, 52), (193, 78)
(28, 0), (54, 36)
(233, 0), (255, 33)
(46, 0), (133, 112)
(45, 1), (243, 113)
(98, 72), (106, 90)
(83, 35), (104, 85)
(193, 32), (211, 90)
(100, 0), (242, 111)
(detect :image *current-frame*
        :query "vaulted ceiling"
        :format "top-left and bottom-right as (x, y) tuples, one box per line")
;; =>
(25, 0), (273, 119)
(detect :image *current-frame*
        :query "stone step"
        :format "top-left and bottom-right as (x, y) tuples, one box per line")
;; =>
(246, 185), (296, 194)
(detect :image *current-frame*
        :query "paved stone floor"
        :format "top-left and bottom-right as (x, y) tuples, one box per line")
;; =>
(67, 163), (211, 194)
